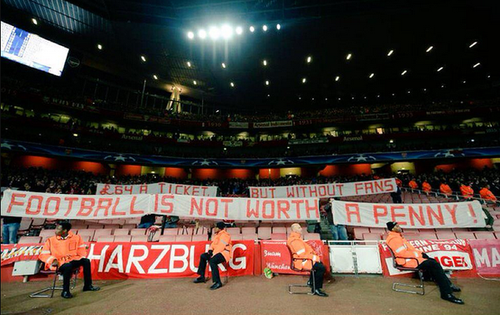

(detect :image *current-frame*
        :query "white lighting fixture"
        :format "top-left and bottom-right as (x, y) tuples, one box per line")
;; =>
(249, 26), (255, 32)
(369, 73), (375, 79)
(437, 66), (444, 72)
(307, 56), (312, 63)
(187, 31), (195, 39)
(209, 26), (220, 40)
(263, 25), (268, 32)
(299, 97), (301, 100)
(235, 26), (243, 35)
(426, 46), (433, 53)
(32, 18), (38, 25)
(187, 61), (192, 68)
(221, 24), (233, 39)
(392, 93), (395, 96)
(407, 90), (411, 94)
(263, 59), (267, 66)
(302, 78), (307, 83)
(230, 82), (235, 87)
(352, 96), (355, 100)
(471, 139), (475, 142)
(338, 97), (341, 101)
(141, 55), (147, 62)
(389, 139), (394, 143)
(153, 75), (158, 80)
(364, 96), (367, 99)
(377, 95), (380, 98)
(473, 62), (481, 68)
(198, 29), (207, 39)
(346, 53), (352, 60)
(463, 80), (466, 84)
(193, 80), (197, 85)
(267, 94), (270, 97)
(222, 62), (226, 69)
(335, 76), (340, 82)
(387, 49), (394, 56)
(73, 133), (78, 137)
(423, 88), (427, 92)
(216, 109), (220, 113)
(276, 24), (281, 30)
(97, 44), (103, 50)
(469, 41), (478, 48)
(325, 98), (328, 101)
(265, 80), (270, 86)
(401, 70), (407, 76)
(312, 98), (315, 101)
(441, 84), (445, 88)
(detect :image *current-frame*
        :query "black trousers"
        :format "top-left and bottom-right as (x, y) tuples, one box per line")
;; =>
(417, 258), (452, 296)
(309, 262), (326, 290)
(58, 258), (92, 292)
(197, 253), (226, 283)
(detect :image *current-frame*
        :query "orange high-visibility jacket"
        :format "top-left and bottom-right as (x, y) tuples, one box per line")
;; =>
(440, 183), (452, 196)
(39, 232), (87, 270)
(409, 180), (418, 189)
(386, 231), (425, 268)
(210, 229), (232, 262)
(287, 232), (320, 270)
(480, 188), (497, 201)
(460, 185), (474, 199)
(422, 182), (432, 192)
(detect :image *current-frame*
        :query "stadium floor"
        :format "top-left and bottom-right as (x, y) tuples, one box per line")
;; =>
(2, 275), (500, 315)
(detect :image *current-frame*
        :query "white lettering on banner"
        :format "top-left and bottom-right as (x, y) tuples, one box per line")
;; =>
(125, 245), (148, 274)
(473, 248), (500, 268)
(148, 245), (170, 274)
(332, 200), (485, 228)
(170, 245), (190, 273)
(105, 245), (124, 273)
(264, 250), (282, 257)
(230, 243), (247, 270)
(96, 182), (218, 196)
(1, 190), (319, 221)
(249, 179), (396, 198)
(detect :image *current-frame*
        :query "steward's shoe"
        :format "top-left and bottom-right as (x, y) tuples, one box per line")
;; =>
(83, 285), (100, 292)
(61, 291), (73, 299)
(450, 284), (461, 292)
(442, 294), (464, 305)
(312, 289), (328, 297)
(210, 282), (223, 290)
(193, 277), (206, 284)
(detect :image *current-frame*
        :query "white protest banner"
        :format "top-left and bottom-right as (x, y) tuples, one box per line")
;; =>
(1, 190), (320, 221)
(96, 182), (218, 196)
(249, 178), (397, 198)
(151, 194), (320, 221)
(332, 200), (485, 229)
(1, 190), (150, 220)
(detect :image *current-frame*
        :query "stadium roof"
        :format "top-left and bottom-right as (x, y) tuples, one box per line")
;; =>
(2, 0), (499, 113)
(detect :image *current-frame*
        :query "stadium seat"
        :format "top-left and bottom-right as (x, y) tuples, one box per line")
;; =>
(158, 235), (176, 242)
(130, 229), (147, 236)
(39, 229), (55, 239)
(175, 235), (192, 242)
(362, 233), (381, 241)
(473, 232), (497, 240)
(454, 232), (476, 240)
(258, 227), (272, 240)
(304, 233), (321, 240)
(18, 236), (42, 244)
(19, 219), (32, 231)
(113, 229), (130, 236)
(369, 228), (386, 235)
(196, 227), (209, 235)
(231, 234), (244, 240)
(241, 227), (256, 234)
(436, 231), (456, 239)
(494, 232), (500, 239)
(131, 235), (148, 242)
(77, 230), (95, 241)
(270, 233), (287, 240)
(97, 236), (115, 242)
(227, 227), (241, 234)
(79, 235), (92, 242)
(31, 219), (46, 227)
(114, 235), (132, 242)
(94, 229), (113, 238)
(418, 232), (437, 239)
(241, 233), (258, 240)
(272, 227), (287, 234)
(192, 234), (208, 242)
(353, 228), (370, 240)
(122, 224), (137, 229)
(184, 227), (195, 235)
(88, 224), (104, 229)
(162, 228), (180, 236)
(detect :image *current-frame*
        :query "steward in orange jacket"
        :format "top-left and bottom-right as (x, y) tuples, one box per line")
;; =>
(460, 184), (474, 199)
(385, 222), (463, 304)
(286, 223), (328, 297)
(39, 222), (99, 298)
(480, 186), (497, 202)
(409, 180), (419, 190)
(422, 181), (432, 193)
(194, 222), (232, 290)
(440, 183), (453, 196)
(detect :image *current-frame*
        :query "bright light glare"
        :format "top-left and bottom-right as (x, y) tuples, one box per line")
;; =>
(263, 25), (268, 32)
(198, 29), (207, 39)
(263, 60), (267, 66)
(426, 46), (433, 52)
(473, 62), (481, 68)
(209, 26), (220, 40)
(335, 76), (340, 81)
(222, 63), (226, 68)
(302, 78), (306, 83)
(249, 26), (255, 32)
(235, 26), (243, 35)
(221, 25), (233, 39)
(469, 41), (478, 48)
(153, 75), (158, 80)
(187, 31), (194, 39)
(141, 55), (146, 62)
(276, 24), (281, 30)
(387, 49), (394, 56)
(97, 44), (103, 50)
(369, 73), (375, 78)
(437, 66), (444, 72)
(346, 53), (352, 60)
(401, 70), (407, 75)
(187, 61), (192, 67)
(32, 18), (38, 25)
(193, 80), (197, 85)
(230, 82), (235, 87)
(306, 56), (312, 63)
(265, 80), (270, 85)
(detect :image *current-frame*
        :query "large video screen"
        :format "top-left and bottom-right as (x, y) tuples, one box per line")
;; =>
(1, 21), (69, 76)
